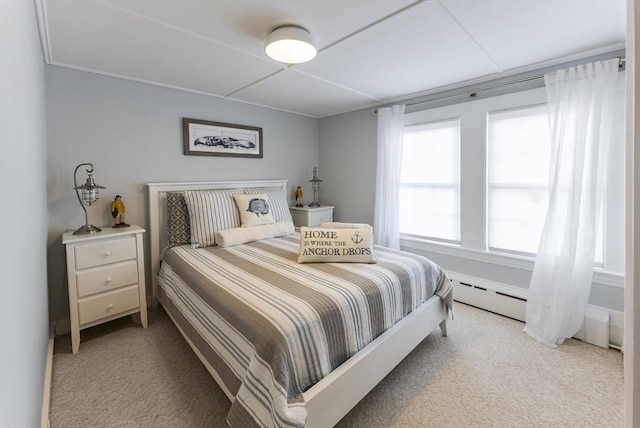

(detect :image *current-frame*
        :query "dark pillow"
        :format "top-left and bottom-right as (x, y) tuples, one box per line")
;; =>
(166, 192), (190, 247)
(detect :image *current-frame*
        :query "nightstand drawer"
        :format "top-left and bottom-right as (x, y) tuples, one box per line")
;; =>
(75, 236), (137, 270)
(290, 210), (307, 227)
(78, 285), (140, 325)
(76, 260), (138, 298)
(289, 206), (335, 228)
(309, 209), (333, 226)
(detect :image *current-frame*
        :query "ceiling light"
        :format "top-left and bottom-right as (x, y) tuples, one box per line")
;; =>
(265, 25), (317, 64)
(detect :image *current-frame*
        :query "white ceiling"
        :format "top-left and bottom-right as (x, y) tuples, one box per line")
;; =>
(39, 0), (626, 118)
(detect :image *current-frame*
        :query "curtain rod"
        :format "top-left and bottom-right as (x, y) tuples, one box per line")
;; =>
(376, 56), (625, 113)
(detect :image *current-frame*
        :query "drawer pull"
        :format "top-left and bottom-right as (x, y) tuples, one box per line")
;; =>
(105, 277), (113, 283)
(107, 303), (114, 310)
(104, 251), (111, 257)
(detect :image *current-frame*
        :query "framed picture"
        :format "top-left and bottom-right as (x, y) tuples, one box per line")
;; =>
(183, 118), (263, 158)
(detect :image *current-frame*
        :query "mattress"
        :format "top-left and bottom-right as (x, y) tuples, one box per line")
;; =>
(157, 233), (452, 427)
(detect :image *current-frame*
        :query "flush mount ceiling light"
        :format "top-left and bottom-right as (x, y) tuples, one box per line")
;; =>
(265, 25), (317, 64)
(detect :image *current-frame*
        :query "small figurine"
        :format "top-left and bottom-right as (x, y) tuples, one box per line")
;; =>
(111, 195), (130, 228)
(295, 186), (303, 207)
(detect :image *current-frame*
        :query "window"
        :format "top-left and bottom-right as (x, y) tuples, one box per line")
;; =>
(487, 105), (550, 255)
(399, 118), (460, 243)
(397, 86), (621, 275)
(487, 105), (605, 263)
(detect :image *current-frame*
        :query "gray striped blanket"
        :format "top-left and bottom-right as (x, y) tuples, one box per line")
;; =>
(158, 234), (452, 428)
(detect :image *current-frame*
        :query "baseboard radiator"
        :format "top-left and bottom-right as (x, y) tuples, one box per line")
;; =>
(449, 273), (613, 349)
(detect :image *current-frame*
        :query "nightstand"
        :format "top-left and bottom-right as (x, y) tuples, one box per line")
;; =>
(289, 205), (334, 228)
(62, 225), (148, 354)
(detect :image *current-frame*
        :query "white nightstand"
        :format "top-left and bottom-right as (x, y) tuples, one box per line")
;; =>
(289, 205), (334, 228)
(62, 225), (148, 354)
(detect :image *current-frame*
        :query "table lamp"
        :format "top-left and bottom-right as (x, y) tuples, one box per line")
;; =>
(308, 167), (322, 207)
(72, 163), (106, 235)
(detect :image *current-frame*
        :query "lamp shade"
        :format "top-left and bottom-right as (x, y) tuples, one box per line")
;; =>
(74, 176), (106, 206)
(265, 25), (317, 64)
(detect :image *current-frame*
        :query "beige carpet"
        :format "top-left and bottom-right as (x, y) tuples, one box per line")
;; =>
(50, 303), (623, 427)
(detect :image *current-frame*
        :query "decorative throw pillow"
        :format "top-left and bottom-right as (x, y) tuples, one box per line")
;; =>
(320, 222), (371, 230)
(215, 221), (295, 247)
(183, 188), (243, 247)
(244, 187), (293, 223)
(297, 226), (377, 264)
(166, 192), (191, 247)
(233, 193), (276, 228)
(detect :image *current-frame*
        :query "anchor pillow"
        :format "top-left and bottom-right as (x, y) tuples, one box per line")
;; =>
(297, 226), (377, 264)
(233, 193), (276, 228)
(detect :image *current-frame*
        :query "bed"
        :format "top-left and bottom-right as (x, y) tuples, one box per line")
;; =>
(148, 180), (452, 428)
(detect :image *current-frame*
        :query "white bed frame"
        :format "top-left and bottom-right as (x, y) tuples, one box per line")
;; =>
(147, 180), (448, 428)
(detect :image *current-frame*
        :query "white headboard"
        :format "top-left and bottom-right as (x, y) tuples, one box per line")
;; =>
(147, 179), (288, 304)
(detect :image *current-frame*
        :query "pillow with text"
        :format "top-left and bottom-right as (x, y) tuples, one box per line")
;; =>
(297, 226), (376, 263)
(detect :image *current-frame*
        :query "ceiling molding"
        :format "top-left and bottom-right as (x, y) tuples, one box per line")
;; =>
(33, 0), (51, 63)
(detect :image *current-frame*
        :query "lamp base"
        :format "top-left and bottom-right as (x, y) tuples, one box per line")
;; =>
(308, 202), (321, 207)
(73, 224), (102, 235)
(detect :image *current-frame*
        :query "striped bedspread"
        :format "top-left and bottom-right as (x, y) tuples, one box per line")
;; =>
(158, 233), (452, 428)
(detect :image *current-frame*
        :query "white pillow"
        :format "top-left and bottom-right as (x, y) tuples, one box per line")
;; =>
(320, 222), (372, 230)
(183, 189), (242, 247)
(244, 187), (293, 223)
(215, 221), (295, 247)
(298, 227), (377, 264)
(233, 193), (276, 228)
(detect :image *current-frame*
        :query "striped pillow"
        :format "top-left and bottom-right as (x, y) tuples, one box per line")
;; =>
(244, 187), (293, 223)
(183, 189), (242, 247)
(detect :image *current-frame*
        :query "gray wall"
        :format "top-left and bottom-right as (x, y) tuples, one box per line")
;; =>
(0, 1), (49, 425)
(318, 108), (377, 224)
(46, 66), (319, 325)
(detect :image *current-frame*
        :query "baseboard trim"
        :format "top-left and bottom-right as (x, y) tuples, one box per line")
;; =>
(449, 271), (624, 348)
(41, 322), (55, 428)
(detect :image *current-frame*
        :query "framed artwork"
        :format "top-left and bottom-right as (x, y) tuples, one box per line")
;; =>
(183, 118), (263, 158)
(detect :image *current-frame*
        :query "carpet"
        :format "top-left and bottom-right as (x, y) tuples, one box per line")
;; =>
(50, 302), (623, 427)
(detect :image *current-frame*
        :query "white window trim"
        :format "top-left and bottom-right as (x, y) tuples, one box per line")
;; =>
(400, 235), (624, 288)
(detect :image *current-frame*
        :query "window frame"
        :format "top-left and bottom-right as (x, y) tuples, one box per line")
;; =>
(397, 86), (623, 277)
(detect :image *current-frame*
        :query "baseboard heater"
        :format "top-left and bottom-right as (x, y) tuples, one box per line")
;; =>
(450, 274), (610, 349)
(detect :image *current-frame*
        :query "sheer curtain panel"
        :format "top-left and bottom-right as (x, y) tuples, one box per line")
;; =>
(524, 58), (622, 347)
(374, 105), (405, 249)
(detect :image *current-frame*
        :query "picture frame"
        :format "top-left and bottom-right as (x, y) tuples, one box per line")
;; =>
(183, 118), (263, 158)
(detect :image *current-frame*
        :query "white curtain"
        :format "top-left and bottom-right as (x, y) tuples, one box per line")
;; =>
(374, 105), (405, 249)
(524, 58), (622, 347)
